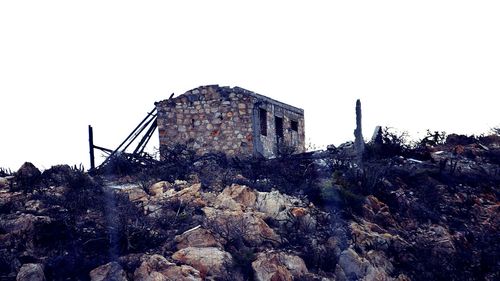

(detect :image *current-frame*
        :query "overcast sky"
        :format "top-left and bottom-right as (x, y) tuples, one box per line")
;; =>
(1, 1), (499, 170)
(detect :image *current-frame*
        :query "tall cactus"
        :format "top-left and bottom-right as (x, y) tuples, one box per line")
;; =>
(354, 99), (365, 166)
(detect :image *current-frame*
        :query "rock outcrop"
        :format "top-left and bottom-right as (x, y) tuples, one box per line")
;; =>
(203, 206), (281, 246)
(0, 177), (10, 189)
(252, 251), (308, 281)
(89, 262), (128, 281)
(1, 213), (51, 234)
(16, 264), (45, 281)
(217, 184), (256, 209)
(1, 136), (499, 280)
(172, 247), (235, 279)
(148, 181), (170, 197)
(134, 254), (201, 281)
(336, 248), (370, 280)
(174, 226), (223, 250)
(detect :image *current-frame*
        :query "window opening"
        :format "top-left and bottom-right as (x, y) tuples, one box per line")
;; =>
(291, 120), (298, 132)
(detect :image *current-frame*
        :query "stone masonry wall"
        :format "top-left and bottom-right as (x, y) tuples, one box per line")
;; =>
(256, 102), (306, 158)
(156, 86), (255, 158)
(156, 85), (305, 159)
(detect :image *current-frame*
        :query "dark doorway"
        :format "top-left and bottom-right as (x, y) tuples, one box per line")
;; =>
(275, 116), (284, 143)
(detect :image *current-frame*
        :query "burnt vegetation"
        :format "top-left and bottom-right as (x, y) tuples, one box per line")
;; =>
(1, 129), (499, 280)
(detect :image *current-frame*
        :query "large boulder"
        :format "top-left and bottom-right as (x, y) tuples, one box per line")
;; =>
(252, 251), (308, 281)
(172, 247), (235, 279)
(134, 254), (201, 281)
(203, 207), (280, 246)
(215, 184), (257, 210)
(1, 213), (51, 234)
(175, 226), (223, 250)
(411, 224), (456, 267)
(364, 250), (395, 280)
(349, 220), (405, 252)
(255, 190), (293, 218)
(0, 177), (10, 189)
(336, 248), (370, 280)
(16, 162), (41, 179)
(89, 262), (128, 281)
(24, 200), (45, 214)
(16, 263), (45, 281)
(210, 186), (315, 242)
(121, 186), (149, 205)
(166, 183), (205, 208)
(362, 195), (396, 227)
(289, 207), (308, 218)
(335, 248), (401, 281)
(254, 190), (316, 227)
(15, 162), (41, 189)
(148, 181), (171, 197)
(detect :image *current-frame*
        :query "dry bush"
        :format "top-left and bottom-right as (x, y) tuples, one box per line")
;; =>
(0, 167), (12, 177)
(364, 128), (411, 160)
(42, 164), (96, 190)
(205, 215), (256, 278)
(152, 198), (202, 233)
(491, 126), (500, 136)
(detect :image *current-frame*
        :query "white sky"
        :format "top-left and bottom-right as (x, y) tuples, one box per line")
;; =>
(1, 1), (499, 170)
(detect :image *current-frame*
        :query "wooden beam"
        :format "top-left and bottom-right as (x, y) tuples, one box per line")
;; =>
(93, 145), (113, 154)
(99, 108), (157, 168)
(88, 125), (95, 170)
(133, 118), (157, 155)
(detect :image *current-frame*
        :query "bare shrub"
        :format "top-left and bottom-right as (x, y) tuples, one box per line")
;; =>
(491, 126), (500, 136)
(98, 153), (142, 176)
(205, 215), (256, 278)
(152, 198), (201, 232)
(42, 164), (96, 190)
(421, 129), (447, 146)
(364, 127), (412, 160)
(206, 215), (249, 248)
(0, 167), (12, 177)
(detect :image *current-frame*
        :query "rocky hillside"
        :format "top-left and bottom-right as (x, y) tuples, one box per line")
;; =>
(0, 133), (499, 280)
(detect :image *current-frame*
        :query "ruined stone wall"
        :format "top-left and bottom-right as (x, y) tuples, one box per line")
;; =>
(156, 85), (305, 159)
(156, 86), (255, 158)
(255, 102), (305, 158)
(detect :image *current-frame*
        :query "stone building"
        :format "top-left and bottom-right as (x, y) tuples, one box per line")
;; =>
(155, 85), (305, 159)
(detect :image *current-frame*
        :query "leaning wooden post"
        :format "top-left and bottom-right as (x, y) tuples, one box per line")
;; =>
(88, 125), (95, 170)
